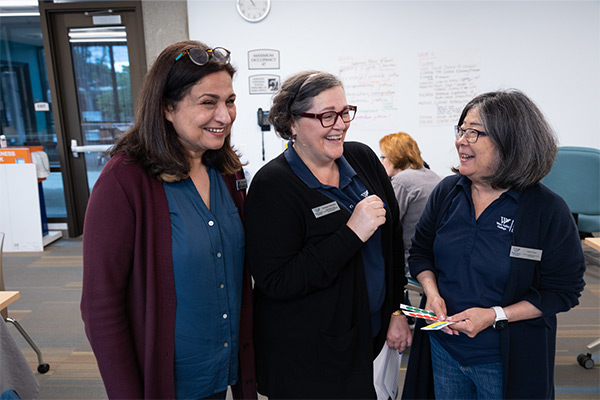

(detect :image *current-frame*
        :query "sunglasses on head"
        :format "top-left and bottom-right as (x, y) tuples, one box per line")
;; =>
(174, 47), (231, 66)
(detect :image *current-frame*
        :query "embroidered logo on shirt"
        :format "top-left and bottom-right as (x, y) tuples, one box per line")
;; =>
(496, 216), (514, 232)
(360, 190), (369, 198)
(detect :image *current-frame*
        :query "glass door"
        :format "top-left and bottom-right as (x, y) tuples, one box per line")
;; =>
(68, 26), (134, 192)
(40, 3), (146, 236)
(0, 9), (66, 220)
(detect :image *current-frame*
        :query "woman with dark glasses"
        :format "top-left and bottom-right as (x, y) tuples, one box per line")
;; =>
(81, 41), (256, 400)
(245, 71), (412, 398)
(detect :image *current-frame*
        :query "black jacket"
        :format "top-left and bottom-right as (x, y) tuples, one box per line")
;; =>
(245, 142), (405, 399)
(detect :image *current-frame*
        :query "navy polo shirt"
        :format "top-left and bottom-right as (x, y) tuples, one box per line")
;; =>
(284, 143), (386, 336)
(432, 176), (519, 366)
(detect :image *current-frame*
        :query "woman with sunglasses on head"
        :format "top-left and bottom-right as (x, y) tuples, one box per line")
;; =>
(245, 71), (412, 399)
(402, 90), (586, 399)
(81, 41), (256, 400)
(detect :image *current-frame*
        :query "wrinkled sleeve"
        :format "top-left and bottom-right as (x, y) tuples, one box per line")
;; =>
(390, 196), (407, 307)
(80, 170), (143, 398)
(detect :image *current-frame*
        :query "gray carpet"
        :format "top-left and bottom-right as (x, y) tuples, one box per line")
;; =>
(2, 236), (599, 399)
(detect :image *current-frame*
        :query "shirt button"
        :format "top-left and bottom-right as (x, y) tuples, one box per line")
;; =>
(219, 283), (225, 289)
(224, 342), (229, 347)
(349, 204), (354, 209)
(223, 313), (228, 319)
(216, 252), (222, 258)
(208, 220), (215, 226)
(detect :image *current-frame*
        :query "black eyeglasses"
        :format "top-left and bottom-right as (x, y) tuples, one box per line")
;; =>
(454, 125), (487, 143)
(298, 105), (357, 128)
(174, 47), (231, 66)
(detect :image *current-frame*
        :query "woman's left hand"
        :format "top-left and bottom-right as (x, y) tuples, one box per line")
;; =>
(386, 314), (412, 352)
(446, 307), (496, 338)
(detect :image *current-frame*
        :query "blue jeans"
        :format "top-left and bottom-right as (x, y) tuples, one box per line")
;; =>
(430, 336), (503, 399)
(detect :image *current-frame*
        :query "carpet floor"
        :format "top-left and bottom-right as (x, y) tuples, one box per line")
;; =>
(2, 236), (599, 399)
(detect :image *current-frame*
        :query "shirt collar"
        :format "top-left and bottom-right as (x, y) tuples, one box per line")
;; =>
(456, 175), (520, 201)
(284, 140), (357, 189)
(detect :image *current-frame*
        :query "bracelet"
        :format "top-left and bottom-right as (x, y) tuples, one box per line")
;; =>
(392, 310), (403, 316)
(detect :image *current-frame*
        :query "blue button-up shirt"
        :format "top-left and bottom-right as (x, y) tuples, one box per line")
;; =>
(284, 143), (386, 336)
(164, 166), (244, 398)
(433, 176), (519, 366)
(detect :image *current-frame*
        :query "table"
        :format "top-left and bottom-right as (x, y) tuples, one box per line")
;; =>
(584, 237), (600, 252)
(0, 291), (19, 310)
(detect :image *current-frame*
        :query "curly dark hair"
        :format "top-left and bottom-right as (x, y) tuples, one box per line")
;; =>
(110, 40), (242, 180)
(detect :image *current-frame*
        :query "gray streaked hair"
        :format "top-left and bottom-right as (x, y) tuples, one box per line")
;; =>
(453, 89), (558, 191)
(269, 71), (344, 140)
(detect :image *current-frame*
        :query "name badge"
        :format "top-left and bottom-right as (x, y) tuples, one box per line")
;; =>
(510, 246), (543, 261)
(235, 179), (247, 191)
(312, 201), (340, 218)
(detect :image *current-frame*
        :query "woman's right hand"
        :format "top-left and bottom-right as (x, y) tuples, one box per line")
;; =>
(346, 195), (386, 242)
(425, 294), (459, 335)
(417, 270), (459, 335)
(425, 294), (448, 322)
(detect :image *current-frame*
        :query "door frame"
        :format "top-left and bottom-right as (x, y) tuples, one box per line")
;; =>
(39, 0), (146, 237)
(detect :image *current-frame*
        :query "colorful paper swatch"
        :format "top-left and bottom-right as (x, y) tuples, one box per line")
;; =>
(420, 320), (456, 330)
(399, 304), (456, 331)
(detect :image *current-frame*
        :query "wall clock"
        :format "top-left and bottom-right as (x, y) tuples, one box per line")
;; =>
(237, 0), (271, 23)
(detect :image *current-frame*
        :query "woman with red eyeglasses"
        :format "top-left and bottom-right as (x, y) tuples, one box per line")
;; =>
(81, 41), (256, 400)
(245, 71), (412, 399)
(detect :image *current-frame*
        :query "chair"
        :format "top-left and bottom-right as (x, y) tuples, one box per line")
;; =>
(541, 146), (600, 234)
(541, 147), (600, 368)
(406, 277), (423, 295)
(0, 233), (50, 374)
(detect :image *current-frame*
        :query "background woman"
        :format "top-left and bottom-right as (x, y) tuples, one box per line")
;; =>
(245, 71), (411, 399)
(81, 41), (256, 399)
(379, 132), (440, 278)
(402, 90), (586, 399)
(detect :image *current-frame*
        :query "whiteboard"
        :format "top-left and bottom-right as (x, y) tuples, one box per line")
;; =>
(187, 0), (600, 180)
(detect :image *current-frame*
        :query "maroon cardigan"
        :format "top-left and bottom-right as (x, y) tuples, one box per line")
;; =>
(81, 153), (256, 399)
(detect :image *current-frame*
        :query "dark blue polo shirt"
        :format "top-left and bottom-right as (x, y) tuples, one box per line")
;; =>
(432, 176), (519, 366)
(284, 142), (386, 336)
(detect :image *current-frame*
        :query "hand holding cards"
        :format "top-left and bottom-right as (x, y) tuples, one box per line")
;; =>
(399, 304), (456, 331)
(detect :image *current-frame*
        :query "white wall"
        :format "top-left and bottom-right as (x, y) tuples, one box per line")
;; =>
(142, 0), (189, 68)
(186, 0), (600, 180)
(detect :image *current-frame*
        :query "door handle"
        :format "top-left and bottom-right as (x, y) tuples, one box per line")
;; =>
(70, 139), (112, 158)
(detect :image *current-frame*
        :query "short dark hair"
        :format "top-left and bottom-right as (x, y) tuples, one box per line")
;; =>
(453, 89), (557, 191)
(111, 40), (242, 180)
(269, 71), (344, 140)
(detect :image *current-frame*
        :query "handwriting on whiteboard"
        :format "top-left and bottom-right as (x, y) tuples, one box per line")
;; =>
(418, 50), (481, 127)
(338, 56), (400, 129)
